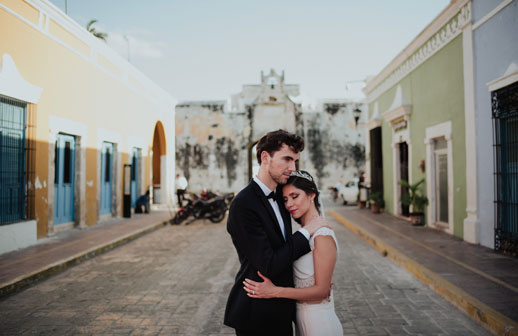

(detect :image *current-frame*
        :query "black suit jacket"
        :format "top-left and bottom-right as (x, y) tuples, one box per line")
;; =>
(224, 180), (311, 333)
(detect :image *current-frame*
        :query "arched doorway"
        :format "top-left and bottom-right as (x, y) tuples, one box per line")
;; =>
(152, 121), (167, 203)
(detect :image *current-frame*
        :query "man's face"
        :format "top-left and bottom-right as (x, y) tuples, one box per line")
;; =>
(264, 144), (299, 185)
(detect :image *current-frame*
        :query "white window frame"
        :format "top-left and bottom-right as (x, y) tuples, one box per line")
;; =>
(385, 86), (413, 217)
(49, 116), (88, 233)
(97, 129), (122, 219)
(425, 121), (454, 234)
(392, 129), (412, 216)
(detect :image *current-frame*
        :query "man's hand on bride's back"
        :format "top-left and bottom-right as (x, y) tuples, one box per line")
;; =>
(304, 217), (332, 236)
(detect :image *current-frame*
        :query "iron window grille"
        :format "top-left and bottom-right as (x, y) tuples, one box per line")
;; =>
(0, 96), (35, 225)
(492, 80), (518, 256)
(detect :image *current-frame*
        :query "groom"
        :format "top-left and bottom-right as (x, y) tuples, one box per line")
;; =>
(224, 129), (325, 335)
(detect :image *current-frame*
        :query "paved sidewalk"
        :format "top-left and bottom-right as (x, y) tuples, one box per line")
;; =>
(328, 206), (518, 336)
(0, 206), (490, 335)
(0, 210), (174, 298)
(0, 202), (514, 335)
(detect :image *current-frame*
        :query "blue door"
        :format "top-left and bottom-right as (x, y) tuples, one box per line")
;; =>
(54, 134), (75, 225)
(100, 142), (113, 215)
(131, 147), (140, 207)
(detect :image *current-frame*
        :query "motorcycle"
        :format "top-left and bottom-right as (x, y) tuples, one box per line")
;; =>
(191, 197), (224, 221)
(222, 192), (235, 208)
(172, 192), (230, 225)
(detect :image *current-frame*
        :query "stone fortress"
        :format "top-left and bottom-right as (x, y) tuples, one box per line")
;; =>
(175, 69), (366, 194)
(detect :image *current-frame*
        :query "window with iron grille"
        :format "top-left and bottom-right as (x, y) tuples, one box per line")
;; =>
(0, 96), (35, 225)
(492, 80), (518, 256)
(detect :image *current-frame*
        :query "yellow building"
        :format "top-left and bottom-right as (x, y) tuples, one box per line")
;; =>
(0, 0), (176, 254)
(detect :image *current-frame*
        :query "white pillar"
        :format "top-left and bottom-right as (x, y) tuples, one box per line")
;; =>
(462, 18), (480, 244)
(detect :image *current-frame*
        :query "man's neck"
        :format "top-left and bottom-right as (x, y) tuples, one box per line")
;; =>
(257, 169), (277, 191)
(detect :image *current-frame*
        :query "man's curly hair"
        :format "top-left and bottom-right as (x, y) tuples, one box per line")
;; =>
(256, 129), (304, 164)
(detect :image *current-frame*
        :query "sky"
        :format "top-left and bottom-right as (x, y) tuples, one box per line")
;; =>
(49, 0), (450, 102)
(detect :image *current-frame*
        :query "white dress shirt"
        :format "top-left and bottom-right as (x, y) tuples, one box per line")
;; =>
(253, 177), (310, 241)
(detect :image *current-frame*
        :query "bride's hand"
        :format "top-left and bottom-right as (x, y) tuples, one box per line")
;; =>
(243, 271), (281, 299)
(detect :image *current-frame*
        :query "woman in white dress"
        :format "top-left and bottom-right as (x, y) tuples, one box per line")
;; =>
(244, 170), (343, 336)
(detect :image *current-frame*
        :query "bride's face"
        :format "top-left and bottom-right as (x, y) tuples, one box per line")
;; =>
(282, 184), (315, 219)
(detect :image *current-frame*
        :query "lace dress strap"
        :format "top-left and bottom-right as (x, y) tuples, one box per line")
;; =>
(309, 226), (339, 252)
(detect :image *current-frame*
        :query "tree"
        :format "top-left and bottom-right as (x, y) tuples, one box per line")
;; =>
(86, 19), (107, 41)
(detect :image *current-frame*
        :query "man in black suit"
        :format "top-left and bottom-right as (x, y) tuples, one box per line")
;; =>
(224, 130), (326, 335)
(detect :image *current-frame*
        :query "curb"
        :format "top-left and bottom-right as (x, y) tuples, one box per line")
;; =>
(0, 219), (171, 299)
(328, 209), (517, 336)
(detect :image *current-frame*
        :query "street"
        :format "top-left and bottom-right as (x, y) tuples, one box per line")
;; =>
(0, 201), (489, 336)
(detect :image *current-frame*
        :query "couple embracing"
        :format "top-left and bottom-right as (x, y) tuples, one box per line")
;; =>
(224, 130), (343, 336)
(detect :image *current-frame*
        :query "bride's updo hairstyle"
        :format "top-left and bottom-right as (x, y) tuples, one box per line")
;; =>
(284, 170), (321, 219)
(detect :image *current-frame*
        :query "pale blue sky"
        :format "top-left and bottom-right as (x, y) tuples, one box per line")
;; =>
(49, 0), (450, 101)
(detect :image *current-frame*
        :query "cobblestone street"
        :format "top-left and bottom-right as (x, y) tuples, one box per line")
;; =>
(0, 202), (490, 335)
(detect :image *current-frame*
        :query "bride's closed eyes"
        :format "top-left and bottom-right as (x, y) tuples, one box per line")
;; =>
(283, 193), (299, 203)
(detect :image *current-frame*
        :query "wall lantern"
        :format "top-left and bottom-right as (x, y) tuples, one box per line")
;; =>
(419, 160), (425, 173)
(353, 108), (362, 126)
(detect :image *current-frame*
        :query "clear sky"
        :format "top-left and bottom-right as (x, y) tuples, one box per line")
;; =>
(49, 0), (450, 102)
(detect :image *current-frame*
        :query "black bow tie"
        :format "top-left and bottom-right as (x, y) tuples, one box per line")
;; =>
(267, 191), (276, 202)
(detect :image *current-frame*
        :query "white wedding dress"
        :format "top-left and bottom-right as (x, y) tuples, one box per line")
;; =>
(293, 223), (343, 336)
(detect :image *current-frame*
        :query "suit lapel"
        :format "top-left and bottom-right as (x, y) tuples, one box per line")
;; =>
(279, 201), (292, 240)
(275, 185), (293, 240)
(251, 181), (286, 241)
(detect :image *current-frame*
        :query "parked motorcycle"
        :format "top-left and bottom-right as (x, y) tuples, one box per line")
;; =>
(172, 189), (236, 225)
(192, 196), (227, 223)
(222, 192), (235, 208)
(172, 195), (227, 225)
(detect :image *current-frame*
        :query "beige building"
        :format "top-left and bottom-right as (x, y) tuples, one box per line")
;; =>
(0, 0), (176, 254)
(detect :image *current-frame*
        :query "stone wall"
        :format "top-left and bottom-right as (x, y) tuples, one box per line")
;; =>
(175, 71), (366, 195)
(175, 102), (247, 192)
(301, 101), (365, 191)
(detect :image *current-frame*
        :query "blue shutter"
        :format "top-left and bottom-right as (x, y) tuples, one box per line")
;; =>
(0, 98), (26, 224)
(100, 142), (114, 215)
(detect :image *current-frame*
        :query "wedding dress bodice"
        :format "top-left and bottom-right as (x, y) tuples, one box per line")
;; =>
(293, 222), (339, 289)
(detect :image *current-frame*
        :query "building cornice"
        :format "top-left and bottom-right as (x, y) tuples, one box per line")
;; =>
(367, 102), (381, 130)
(367, 119), (382, 130)
(487, 63), (518, 92)
(0, 54), (43, 103)
(382, 85), (412, 130)
(383, 105), (412, 123)
(363, 0), (471, 103)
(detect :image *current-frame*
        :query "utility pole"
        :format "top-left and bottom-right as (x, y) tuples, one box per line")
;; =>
(65, 0), (68, 14)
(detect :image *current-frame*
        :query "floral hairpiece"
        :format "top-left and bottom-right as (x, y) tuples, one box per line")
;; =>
(290, 170), (313, 182)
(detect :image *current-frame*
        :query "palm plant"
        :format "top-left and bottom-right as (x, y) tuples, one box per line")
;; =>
(398, 178), (428, 213)
(86, 19), (108, 41)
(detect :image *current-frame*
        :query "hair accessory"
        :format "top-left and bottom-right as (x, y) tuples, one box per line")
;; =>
(290, 170), (313, 182)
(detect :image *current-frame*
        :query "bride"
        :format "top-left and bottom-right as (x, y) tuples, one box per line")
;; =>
(244, 170), (343, 336)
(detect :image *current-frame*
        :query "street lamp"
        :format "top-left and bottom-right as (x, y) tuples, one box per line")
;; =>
(353, 108), (362, 126)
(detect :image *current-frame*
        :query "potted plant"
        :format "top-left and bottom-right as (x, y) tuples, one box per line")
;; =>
(369, 191), (384, 214)
(398, 178), (429, 225)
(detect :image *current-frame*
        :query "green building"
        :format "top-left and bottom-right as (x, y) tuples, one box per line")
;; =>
(363, 1), (473, 240)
